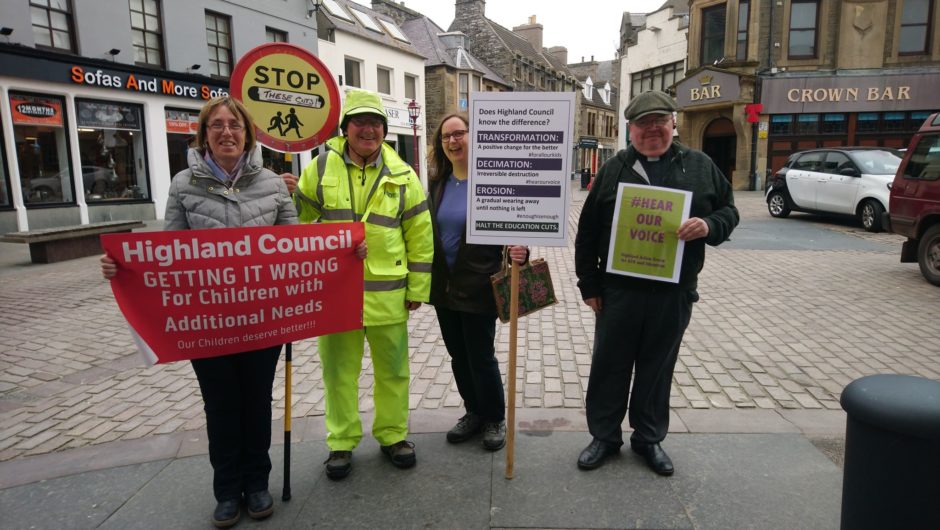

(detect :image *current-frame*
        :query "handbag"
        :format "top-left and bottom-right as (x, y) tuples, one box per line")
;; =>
(490, 247), (558, 323)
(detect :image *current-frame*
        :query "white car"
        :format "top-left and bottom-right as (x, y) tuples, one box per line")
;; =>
(765, 147), (902, 232)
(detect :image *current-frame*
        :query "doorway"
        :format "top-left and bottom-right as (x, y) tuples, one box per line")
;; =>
(702, 118), (736, 182)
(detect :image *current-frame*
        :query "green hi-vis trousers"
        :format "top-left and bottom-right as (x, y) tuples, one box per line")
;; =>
(318, 322), (410, 450)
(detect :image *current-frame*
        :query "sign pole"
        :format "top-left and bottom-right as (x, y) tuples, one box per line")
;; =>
(282, 342), (292, 501)
(505, 261), (520, 479)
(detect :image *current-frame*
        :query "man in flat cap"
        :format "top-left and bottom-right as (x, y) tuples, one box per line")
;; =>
(574, 90), (739, 474)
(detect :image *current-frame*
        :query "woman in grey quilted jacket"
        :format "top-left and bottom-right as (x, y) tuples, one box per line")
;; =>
(101, 96), (296, 528)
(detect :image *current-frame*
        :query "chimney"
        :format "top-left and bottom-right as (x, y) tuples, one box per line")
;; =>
(455, 0), (486, 20)
(439, 31), (470, 51)
(548, 46), (568, 65)
(512, 15), (543, 50)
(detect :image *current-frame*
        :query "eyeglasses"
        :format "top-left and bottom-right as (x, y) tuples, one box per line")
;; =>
(349, 115), (384, 128)
(208, 122), (245, 132)
(632, 116), (671, 129)
(442, 129), (468, 142)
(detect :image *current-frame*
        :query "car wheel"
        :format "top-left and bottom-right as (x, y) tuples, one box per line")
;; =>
(918, 224), (940, 286)
(859, 200), (884, 232)
(767, 191), (791, 218)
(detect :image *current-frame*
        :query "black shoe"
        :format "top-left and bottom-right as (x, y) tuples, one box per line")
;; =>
(577, 439), (619, 470)
(246, 489), (274, 520)
(482, 421), (506, 451)
(381, 440), (417, 468)
(631, 442), (674, 476)
(211, 499), (240, 528)
(324, 450), (352, 480)
(447, 413), (483, 443)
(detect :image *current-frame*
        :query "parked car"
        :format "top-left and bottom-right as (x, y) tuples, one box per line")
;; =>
(26, 165), (118, 202)
(765, 147), (902, 232)
(884, 112), (940, 286)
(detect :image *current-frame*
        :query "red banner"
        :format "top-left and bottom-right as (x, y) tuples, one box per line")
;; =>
(101, 223), (364, 365)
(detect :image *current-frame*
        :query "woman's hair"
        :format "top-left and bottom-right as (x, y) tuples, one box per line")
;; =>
(193, 96), (256, 154)
(429, 112), (469, 182)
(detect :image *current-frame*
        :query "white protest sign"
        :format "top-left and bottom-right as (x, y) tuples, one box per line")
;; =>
(467, 92), (574, 247)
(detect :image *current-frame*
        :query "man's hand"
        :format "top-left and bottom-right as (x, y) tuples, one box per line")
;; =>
(677, 217), (709, 241)
(583, 296), (602, 313)
(100, 254), (117, 279)
(355, 240), (368, 260)
(281, 173), (298, 194)
(405, 301), (421, 311)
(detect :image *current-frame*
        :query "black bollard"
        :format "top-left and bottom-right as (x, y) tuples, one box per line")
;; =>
(840, 374), (940, 530)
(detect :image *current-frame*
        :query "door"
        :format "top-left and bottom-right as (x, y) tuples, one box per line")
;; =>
(815, 151), (859, 214)
(701, 118), (735, 183)
(786, 151), (826, 209)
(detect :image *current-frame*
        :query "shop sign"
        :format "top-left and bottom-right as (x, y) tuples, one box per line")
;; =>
(230, 43), (341, 153)
(165, 109), (199, 135)
(385, 106), (413, 129)
(10, 94), (63, 127)
(676, 69), (741, 108)
(76, 100), (141, 130)
(579, 137), (598, 148)
(761, 74), (940, 113)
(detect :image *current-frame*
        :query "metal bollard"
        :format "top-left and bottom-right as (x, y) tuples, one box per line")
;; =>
(840, 374), (940, 530)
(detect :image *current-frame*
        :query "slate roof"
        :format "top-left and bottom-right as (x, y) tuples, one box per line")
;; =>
(399, 16), (509, 86)
(317, 0), (426, 59)
(472, 18), (576, 80)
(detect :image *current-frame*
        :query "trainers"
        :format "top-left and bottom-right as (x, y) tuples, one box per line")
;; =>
(380, 440), (417, 468)
(482, 421), (507, 451)
(446, 413), (483, 443)
(324, 450), (352, 480)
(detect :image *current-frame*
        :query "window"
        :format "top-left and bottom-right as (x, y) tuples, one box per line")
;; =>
(30, 0), (76, 52)
(75, 100), (150, 202)
(377, 66), (392, 95)
(473, 75), (482, 92)
(701, 4), (727, 65)
(631, 61), (684, 95)
(788, 0), (818, 58)
(10, 92), (73, 205)
(165, 108), (199, 177)
(857, 112), (879, 132)
(379, 19), (410, 42)
(587, 112), (597, 136)
(0, 127), (10, 208)
(205, 11), (233, 77)
(266, 27), (287, 43)
(884, 112), (907, 132)
(129, 0), (164, 67)
(821, 152), (851, 174)
(899, 0), (931, 54)
(793, 151), (825, 171)
(770, 114), (794, 135)
(904, 133), (940, 181)
(795, 113), (820, 134)
(459, 73), (469, 109)
(821, 113), (847, 134)
(344, 58), (361, 87)
(736, 0), (750, 61)
(404, 74), (417, 100)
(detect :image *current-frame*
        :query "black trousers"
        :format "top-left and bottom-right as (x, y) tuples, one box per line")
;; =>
(191, 345), (281, 502)
(435, 306), (505, 422)
(585, 284), (695, 447)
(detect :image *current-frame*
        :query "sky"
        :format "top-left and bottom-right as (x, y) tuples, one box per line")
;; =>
(348, 0), (669, 63)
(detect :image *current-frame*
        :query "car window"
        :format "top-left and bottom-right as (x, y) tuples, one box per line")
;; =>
(904, 135), (940, 181)
(821, 152), (852, 175)
(850, 150), (901, 175)
(792, 152), (825, 171)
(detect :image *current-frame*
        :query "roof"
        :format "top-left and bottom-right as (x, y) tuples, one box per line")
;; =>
(399, 16), (509, 86)
(482, 19), (576, 80)
(317, 0), (425, 59)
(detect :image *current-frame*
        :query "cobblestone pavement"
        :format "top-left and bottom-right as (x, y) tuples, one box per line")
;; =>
(1, 187), (938, 462)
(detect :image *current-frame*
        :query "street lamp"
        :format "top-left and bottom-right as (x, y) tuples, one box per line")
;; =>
(407, 99), (421, 174)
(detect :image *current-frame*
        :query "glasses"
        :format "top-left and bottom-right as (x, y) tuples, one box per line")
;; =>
(349, 115), (384, 128)
(632, 116), (671, 129)
(208, 122), (245, 132)
(442, 129), (468, 142)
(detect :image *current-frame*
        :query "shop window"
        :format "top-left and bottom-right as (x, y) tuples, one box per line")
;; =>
(795, 114), (819, 134)
(266, 27), (287, 42)
(404, 74), (417, 100)
(129, 0), (164, 67)
(10, 92), (73, 205)
(770, 114), (794, 135)
(261, 148), (296, 175)
(206, 11), (233, 77)
(899, 0), (931, 54)
(377, 66), (392, 95)
(30, 0), (76, 53)
(344, 58), (361, 87)
(700, 4), (727, 66)
(165, 107), (199, 177)
(0, 127), (10, 208)
(788, 0), (819, 58)
(857, 112), (879, 132)
(883, 112), (906, 132)
(75, 99), (149, 202)
(821, 113), (847, 134)
(911, 111), (932, 127)
(736, 0), (750, 60)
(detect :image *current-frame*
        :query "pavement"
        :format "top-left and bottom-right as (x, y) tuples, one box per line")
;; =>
(1, 184), (939, 529)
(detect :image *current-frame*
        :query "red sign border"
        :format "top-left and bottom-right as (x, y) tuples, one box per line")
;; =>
(230, 43), (341, 153)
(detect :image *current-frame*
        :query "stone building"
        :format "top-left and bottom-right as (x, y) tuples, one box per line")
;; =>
(568, 59), (620, 181)
(677, 0), (940, 190)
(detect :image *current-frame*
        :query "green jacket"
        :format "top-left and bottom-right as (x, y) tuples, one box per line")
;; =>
(294, 137), (433, 325)
(575, 142), (739, 297)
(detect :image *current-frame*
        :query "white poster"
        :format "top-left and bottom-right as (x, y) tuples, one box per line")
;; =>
(467, 92), (574, 247)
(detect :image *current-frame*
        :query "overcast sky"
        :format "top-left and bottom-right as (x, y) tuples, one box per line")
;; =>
(349, 0), (669, 63)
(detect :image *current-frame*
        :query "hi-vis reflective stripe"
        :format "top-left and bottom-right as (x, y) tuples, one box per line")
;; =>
(408, 262), (432, 273)
(365, 278), (407, 291)
(295, 188), (321, 209)
(321, 208), (355, 221)
(402, 200), (428, 220)
(367, 213), (400, 228)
